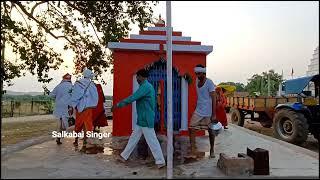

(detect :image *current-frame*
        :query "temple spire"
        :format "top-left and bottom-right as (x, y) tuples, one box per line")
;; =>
(154, 14), (165, 27)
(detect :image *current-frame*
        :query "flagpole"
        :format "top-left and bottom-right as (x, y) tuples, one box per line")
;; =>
(166, 1), (173, 179)
(267, 71), (270, 96)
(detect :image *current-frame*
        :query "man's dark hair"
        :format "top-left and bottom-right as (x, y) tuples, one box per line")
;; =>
(136, 69), (149, 78)
(195, 64), (205, 68)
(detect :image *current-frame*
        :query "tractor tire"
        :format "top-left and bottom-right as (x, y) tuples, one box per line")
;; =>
(273, 108), (309, 145)
(259, 113), (273, 128)
(230, 107), (244, 127)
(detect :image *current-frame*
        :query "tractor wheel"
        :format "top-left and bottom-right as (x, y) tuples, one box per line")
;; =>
(273, 109), (309, 145)
(230, 108), (244, 127)
(259, 113), (273, 128)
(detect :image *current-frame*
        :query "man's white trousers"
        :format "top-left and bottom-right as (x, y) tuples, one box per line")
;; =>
(120, 125), (165, 165)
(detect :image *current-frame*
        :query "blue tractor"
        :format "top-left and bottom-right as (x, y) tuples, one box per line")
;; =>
(273, 74), (319, 144)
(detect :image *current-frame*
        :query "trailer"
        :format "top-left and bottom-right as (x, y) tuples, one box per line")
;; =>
(226, 96), (301, 128)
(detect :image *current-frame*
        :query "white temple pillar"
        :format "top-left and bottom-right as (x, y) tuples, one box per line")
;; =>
(180, 78), (188, 131)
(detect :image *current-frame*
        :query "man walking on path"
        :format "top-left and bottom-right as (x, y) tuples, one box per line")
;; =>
(188, 64), (217, 158)
(112, 69), (166, 169)
(49, 73), (73, 145)
(71, 68), (98, 151)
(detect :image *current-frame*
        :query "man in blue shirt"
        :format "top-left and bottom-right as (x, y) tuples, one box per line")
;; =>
(113, 69), (165, 169)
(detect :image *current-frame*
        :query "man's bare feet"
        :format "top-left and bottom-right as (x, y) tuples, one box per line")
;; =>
(209, 153), (215, 158)
(209, 150), (215, 158)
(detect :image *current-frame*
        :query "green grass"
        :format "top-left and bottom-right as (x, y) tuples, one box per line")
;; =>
(1, 120), (57, 146)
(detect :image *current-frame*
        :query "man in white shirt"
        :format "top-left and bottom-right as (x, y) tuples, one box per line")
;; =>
(188, 64), (217, 158)
(49, 73), (73, 145)
(71, 68), (99, 152)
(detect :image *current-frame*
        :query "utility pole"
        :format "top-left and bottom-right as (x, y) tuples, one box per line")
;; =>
(166, 1), (173, 179)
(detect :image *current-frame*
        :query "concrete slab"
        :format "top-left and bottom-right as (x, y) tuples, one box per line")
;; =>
(1, 123), (319, 178)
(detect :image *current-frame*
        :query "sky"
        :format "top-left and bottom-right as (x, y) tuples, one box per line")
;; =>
(4, 1), (319, 95)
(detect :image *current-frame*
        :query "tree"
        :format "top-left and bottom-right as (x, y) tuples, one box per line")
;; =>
(245, 70), (283, 96)
(1, 1), (158, 87)
(219, 82), (246, 92)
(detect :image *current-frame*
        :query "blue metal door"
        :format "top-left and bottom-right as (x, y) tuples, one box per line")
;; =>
(147, 60), (181, 132)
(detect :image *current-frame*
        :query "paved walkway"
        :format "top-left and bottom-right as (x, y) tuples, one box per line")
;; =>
(1, 123), (319, 178)
(2, 115), (56, 123)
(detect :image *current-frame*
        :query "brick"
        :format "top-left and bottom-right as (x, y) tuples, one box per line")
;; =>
(247, 148), (270, 175)
(217, 153), (254, 176)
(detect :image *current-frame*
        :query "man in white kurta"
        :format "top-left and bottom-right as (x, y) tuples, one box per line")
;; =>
(188, 64), (217, 158)
(49, 73), (73, 145)
(70, 68), (98, 151)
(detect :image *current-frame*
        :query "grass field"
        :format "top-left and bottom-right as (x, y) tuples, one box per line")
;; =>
(1, 120), (57, 146)
(1, 100), (53, 118)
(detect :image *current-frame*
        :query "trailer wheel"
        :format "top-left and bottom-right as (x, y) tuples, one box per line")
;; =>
(273, 108), (308, 145)
(230, 108), (244, 127)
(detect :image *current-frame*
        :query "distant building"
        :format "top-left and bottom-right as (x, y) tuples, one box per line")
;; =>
(305, 46), (319, 96)
(306, 46), (319, 76)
